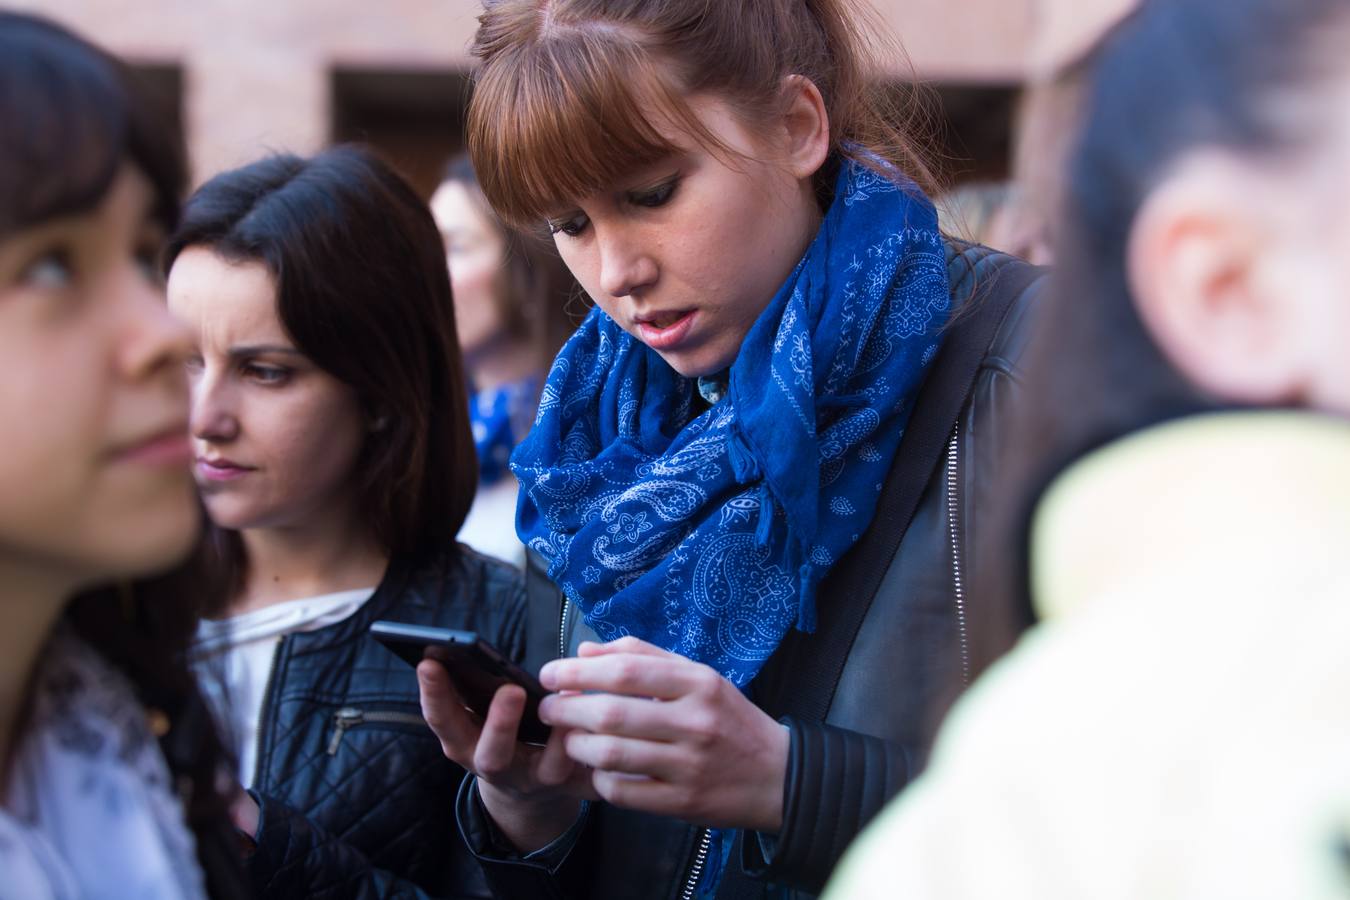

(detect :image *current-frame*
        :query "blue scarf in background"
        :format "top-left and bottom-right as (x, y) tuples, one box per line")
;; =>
(470, 377), (540, 485)
(512, 160), (950, 689)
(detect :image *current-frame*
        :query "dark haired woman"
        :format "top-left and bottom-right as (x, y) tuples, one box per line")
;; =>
(824, 0), (1350, 895)
(416, 1), (1047, 898)
(0, 12), (247, 899)
(168, 145), (523, 899)
(431, 154), (577, 567)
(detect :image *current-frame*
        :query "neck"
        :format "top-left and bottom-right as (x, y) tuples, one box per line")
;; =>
(0, 558), (75, 798)
(466, 334), (539, 392)
(232, 504), (388, 616)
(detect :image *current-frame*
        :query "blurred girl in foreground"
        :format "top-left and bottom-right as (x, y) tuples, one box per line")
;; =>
(826, 0), (1350, 895)
(0, 12), (245, 899)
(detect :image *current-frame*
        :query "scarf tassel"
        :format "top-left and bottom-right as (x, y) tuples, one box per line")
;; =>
(727, 427), (762, 482)
(755, 484), (775, 546)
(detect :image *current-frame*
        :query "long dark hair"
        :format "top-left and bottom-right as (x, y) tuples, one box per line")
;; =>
(0, 12), (244, 898)
(166, 146), (478, 600)
(971, 0), (1350, 671)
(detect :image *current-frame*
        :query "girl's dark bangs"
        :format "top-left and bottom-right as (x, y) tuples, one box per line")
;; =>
(0, 22), (183, 238)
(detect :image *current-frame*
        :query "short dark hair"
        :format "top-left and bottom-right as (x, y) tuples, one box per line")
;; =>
(972, 0), (1350, 671)
(166, 146), (477, 584)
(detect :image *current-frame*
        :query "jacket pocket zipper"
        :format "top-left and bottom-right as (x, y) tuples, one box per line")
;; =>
(326, 707), (428, 755)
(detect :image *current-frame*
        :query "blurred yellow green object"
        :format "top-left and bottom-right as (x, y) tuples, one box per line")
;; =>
(824, 411), (1350, 900)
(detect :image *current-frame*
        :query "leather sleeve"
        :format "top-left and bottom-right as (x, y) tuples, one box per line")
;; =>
(453, 776), (595, 900)
(248, 791), (438, 900)
(740, 717), (913, 894)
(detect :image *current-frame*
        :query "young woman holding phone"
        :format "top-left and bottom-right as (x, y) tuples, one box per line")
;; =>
(417, 2), (1047, 897)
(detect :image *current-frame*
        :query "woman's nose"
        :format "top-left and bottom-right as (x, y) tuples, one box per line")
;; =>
(597, 229), (658, 299)
(189, 366), (240, 444)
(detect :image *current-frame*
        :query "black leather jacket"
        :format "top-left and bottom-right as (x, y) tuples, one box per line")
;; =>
(454, 243), (1047, 899)
(241, 542), (527, 900)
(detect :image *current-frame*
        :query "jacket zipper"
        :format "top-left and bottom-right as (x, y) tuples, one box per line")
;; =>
(679, 827), (713, 900)
(251, 638), (285, 789)
(558, 598), (571, 660)
(944, 424), (972, 687)
(327, 706), (428, 755)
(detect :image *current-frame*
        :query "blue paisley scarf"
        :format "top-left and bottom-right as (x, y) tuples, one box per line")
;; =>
(512, 160), (950, 689)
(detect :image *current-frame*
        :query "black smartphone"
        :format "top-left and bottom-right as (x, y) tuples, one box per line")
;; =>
(370, 621), (551, 745)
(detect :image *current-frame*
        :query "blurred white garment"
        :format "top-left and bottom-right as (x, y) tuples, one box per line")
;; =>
(193, 588), (373, 785)
(457, 474), (526, 569)
(0, 629), (207, 900)
(823, 412), (1350, 900)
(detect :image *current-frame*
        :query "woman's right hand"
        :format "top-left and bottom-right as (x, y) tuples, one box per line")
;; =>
(416, 659), (596, 851)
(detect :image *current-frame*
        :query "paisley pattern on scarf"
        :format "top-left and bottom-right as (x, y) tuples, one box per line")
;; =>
(512, 160), (949, 688)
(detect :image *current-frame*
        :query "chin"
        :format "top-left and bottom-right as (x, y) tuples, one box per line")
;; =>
(200, 494), (264, 532)
(662, 353), (732, 380)
(89, 498), (203, 582)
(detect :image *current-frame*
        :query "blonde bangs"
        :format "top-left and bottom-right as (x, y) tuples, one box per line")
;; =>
(468, 25), (715, 229)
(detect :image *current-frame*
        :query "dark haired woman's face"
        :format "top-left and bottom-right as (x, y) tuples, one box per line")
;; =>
(167, 248), (367, 534)
(0, 166), (198, 587)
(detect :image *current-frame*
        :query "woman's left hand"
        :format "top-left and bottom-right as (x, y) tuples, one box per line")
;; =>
(537, 636), (789, 833)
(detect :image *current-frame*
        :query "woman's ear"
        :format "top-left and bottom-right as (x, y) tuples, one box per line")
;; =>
(778, 75), (831, 180)
(1126, 158), (1310, 406)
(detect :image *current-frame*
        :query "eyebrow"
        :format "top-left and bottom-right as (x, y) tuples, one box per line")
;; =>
(228, 344), (306, 359)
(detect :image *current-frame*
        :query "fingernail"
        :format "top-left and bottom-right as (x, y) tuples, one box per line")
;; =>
(538, 696), (554, 724)
(539, 662), (557, 690)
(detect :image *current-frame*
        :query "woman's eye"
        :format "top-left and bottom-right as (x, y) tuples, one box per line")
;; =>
(19, 250), (74, 290)
(134, 245), (164, 285)
(630, 179), (678, 209)
(243, 363), (290, 385)
(548, 213), (590, 238)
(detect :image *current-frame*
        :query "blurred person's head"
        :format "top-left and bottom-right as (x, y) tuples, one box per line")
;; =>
(430, 153), (575, 388)
(0, 11), (237, 877)
(1008, 0), (1141, 264)
(977, 0), (1350, 666)
(1057, 0), (1350, 433)
(0, 13), (196, 591)
(465, 0), (937, 378)
(165, 146), (476, 597)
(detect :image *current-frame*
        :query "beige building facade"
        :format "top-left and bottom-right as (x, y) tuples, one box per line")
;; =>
(11, 0), (1120, 190)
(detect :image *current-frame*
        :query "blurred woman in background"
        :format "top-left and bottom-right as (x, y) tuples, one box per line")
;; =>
(168, 145), (523, 899)
(0, 13), (246, 898)
(826, 0), (1350, 895)
(431, 154), (576, 567)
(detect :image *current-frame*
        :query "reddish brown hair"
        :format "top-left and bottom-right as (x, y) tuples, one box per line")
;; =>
(467, 0), (938, 228)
